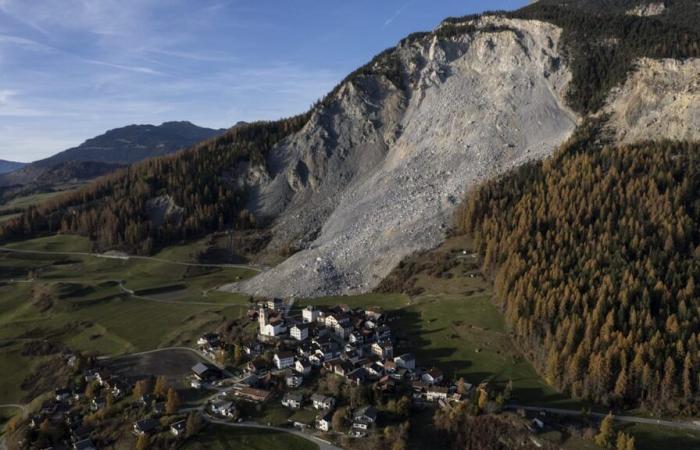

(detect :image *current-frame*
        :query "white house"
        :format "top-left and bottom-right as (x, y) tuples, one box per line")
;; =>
(170, 420), (186, 437)
(282, 392), (304, 409)
(394, 353), (416, 370)
(426, 386), (449, 401)
(210, 400), (236, 418)
(311, 393), (335, 410)
(290, 323), (310, 341)
(302, 305), (321, 323)
(317, 410), (333, 431)
(273, 351), (295, 369)
(421, 368), (444, 385)
(371, 340), (394, 360)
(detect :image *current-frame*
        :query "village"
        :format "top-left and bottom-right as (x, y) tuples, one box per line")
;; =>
(8, 298), (502, 450)
(190, 299), (475, 438)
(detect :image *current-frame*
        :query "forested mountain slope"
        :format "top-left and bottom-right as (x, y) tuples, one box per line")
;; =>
(456, 122), (700, 412)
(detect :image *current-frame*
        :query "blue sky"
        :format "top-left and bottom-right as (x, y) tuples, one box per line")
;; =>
(0, 0), (526, 162)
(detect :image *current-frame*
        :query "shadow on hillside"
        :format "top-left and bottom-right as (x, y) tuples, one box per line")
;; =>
(393, 309), (473, 378)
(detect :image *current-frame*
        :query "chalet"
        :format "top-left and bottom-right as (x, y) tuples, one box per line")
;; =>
(353, 406), (378, 430)
(111, 380), (131, 399)
(170, 420), (186, 437)
(302, 305), (321, 323)
(236, 386), (272, 402)
(192, 362), (222, 381)
(327, 359), (354, 377)
(317, 409), (334, 432)
(274, 351), (295, 369)
(349, 331), (364, 345)
(83, 369), (98, 382)
(295, 358), (312, 376)
(286, 372), (303, 388)
(210, 400), (236, 417)
(421, 368), (444, 385)
(426, 386), (450, 401)
(90, 397), (106, 411)
(311, 393), (335, 410)
(365, 308), (383, 321)
(290, 323), (310, 341)
(246, 359), (269, 376)
(133, 418), (159, 436)
(139, 394), (155, 408)
(55, 388), (71, 402)
(371, 340), (393, 359)
(347, 368), (368, 386)
(197, 333), (221, 347)
(267, 298), (284, 310)
(242, 342), (261, 357)
(282, 391), (304, 409)
(308, 354), (323, 367)
(394, 353), (416, 370)
(365, 362), (384, 378)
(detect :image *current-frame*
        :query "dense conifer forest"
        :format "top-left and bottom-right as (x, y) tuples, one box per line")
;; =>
(457, 127), (700, 412)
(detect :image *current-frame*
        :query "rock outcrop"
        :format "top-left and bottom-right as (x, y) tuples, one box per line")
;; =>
(604, 57), (700, 144)
(222, 17), (579, 298)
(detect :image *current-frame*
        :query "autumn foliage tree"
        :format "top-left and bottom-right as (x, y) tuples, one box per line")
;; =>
(458, 135), (700, 412)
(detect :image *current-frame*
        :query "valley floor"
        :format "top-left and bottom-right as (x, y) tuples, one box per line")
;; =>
(2, 233), (700, 448)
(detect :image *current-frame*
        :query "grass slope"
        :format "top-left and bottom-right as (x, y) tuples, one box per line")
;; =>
(0, 234), (257, 404)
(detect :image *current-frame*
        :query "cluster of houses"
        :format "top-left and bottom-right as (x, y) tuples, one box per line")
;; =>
(198, 301), (463, 437)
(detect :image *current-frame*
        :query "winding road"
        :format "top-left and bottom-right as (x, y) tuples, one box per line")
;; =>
(0, 404), (27, 415)
(508, 404), (700, 432)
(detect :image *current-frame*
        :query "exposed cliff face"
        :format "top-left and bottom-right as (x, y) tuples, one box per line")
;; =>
(223, 17), (579, 298)
(604, 57), (700, 144)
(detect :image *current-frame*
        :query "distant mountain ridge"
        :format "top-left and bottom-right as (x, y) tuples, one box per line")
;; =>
(34, 121), (226, 167)
(0, 160), (26, 174)
(0, 121), (225, 187)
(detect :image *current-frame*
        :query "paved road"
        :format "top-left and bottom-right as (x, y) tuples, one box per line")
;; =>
(509, 404), (700, 432)
(203, 415), (341, 450)
(0, 404), (27, 415)
(0, 246), (264, 272)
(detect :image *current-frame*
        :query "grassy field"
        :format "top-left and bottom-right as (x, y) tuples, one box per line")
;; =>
(0, 234), (258, 404)
(0, 185), (84, 223)
(297, 236), (570, 408)
(184, 424), (319, 450)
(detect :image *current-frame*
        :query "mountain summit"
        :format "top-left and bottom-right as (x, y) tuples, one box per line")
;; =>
(0, 121), (225, 186)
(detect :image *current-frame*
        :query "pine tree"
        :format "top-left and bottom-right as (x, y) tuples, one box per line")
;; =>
(154, 375), (168, 398)
(595, 413), (615, 448)
(166, 387), (181, 415)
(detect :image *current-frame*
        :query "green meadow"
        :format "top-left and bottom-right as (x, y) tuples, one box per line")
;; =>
(0, 234), (256, 404)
